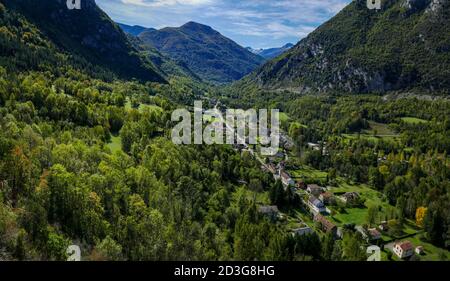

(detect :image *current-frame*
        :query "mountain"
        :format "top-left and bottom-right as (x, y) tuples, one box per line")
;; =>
(127, 35), (202, 81)
(118, 23), (153, 36)
(247, 43), (294, 60)
(138, 21), (265, 84)
(2, 0), (165, 83)
(239, 0), (450, 94)
(116, 22), (199, 80)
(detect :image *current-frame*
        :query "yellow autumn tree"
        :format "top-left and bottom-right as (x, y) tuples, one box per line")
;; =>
(416, 207), (427, 228)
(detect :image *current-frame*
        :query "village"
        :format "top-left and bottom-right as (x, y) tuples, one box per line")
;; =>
(247, 133), (435, 261)
(206, 103), (446, 261)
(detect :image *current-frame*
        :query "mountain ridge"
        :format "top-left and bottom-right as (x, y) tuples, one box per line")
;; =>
(238, 0), (450, 95)
(118, 23), (153, 36)
(3, 0), (166, 83)
(138, 21), (265, 84)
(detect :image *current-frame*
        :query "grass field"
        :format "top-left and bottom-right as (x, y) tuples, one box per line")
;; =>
(401, 117), (429, 124)
(332, 207), (368, 226)
(342, 121), (399, 143)
(329, 180), (394, 226)
(364, 121), (396, 135)
(406, 235), (449, 261)
(107, 134), (122, 153)
(290, 165), (328, 181)
(332, 181), (388, 208)
(291, 121), (308, 129)
(139, 104), (163, 113)
(125, 98), (163, 114)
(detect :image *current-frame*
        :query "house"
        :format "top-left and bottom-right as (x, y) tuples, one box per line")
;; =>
(275, 151), (285, 158)
(379, 221), (389, 231)
(393, 241), (414, 259)
(307, 196), (326, 214)
(258, 206), (280, 221)
(307, 184), (323, 196)
(319, 192), (334, 205)
(280, 171), (295, 187)
(340, 192), (360, 204)
(368, 228), (382, 240)
(307, 142), (321, 151)
(296, 181), (307, 190)
(314, 214), (337, 234)
(355, 225), (368, 239)
(292, 225), (314, 236)
(415, 246), (424, 255)
(280, 134), (294, 150)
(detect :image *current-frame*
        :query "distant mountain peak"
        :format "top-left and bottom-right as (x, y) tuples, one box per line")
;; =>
(138, 22), (264, 83)
(180, 21), (216, 34)
(247, 43), (294, 60)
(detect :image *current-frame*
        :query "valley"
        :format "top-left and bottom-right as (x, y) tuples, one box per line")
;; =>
(0, 0), (449, 263)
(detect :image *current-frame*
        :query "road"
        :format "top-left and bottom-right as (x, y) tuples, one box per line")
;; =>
(214, 103), (266, 166)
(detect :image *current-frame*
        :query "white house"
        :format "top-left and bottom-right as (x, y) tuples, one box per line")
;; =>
(307, 196), (326, 214)
(393, 241), (414, 259)
(307, 142), (321, 151)
(415, 246), (424, 255)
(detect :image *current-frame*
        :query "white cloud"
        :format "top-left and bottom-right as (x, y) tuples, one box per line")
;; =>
(98, 0), (351, 48)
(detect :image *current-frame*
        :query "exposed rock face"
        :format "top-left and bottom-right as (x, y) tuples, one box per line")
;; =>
(426, 0), (448, 13)
(402, 0), (431, 11)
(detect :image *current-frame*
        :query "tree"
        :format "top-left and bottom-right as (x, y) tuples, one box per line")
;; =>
(342, 233), (366, 261)
(415, 207), (427, 228)
(369, 167), (384, 190)
(91, 236), (123, 261)
(367, 205), (379, 227)
(424, 207), (445, 247)
(14, 229), (27, 261)
(322, 232), (336, 260)
(269, 180), (285, 207)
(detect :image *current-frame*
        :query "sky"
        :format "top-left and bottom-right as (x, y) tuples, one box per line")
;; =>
(96, 0), (351, 49)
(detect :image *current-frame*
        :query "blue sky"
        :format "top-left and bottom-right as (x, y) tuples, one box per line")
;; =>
(96, 0), (351, 49)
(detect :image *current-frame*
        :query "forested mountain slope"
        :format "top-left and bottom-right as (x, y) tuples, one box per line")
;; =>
(238, 0), (450, 94)
(2, 0), (165, 82)
(139, 21), (264, 84)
